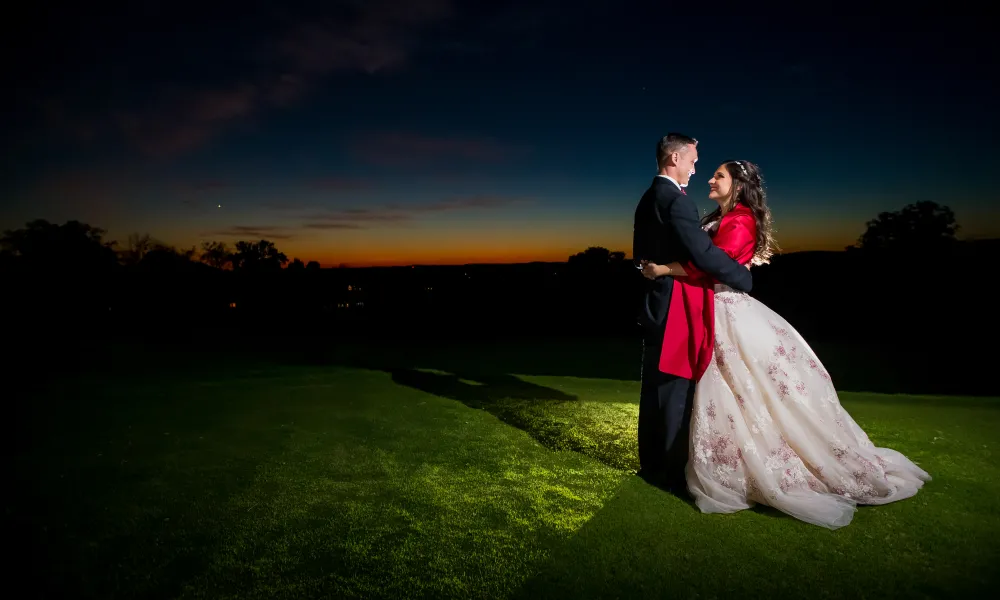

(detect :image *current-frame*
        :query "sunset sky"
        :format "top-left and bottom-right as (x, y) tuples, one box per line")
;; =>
(3, 2), (996, 266)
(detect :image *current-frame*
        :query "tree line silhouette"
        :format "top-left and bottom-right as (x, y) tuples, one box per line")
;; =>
(0, 200), (991, 347)
(2, 200), (995, 393)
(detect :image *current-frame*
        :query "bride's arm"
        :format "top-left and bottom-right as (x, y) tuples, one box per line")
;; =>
(663, 260), (751, 276)
(644, 262), (687, 277)
(653, 214), (755, 280)
(665, 195), (752, 291)
(644, 257), (748, 280)
(640, 261), (688, 281)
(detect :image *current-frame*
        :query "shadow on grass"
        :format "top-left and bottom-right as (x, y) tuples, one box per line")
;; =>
(386, 367), (630, 466)
(312, 336), (642, 383)
(389, 368), (578, 408)
(320, 340), (639, 472)
(301, 335), (994, 397)
(322, 349), (643, 470)
(41, 332), (998, 397)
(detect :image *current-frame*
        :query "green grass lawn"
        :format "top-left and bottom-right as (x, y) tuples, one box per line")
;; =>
(10, 340), (1000, 599)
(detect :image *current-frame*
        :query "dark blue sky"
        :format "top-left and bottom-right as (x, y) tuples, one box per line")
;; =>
(3, 2), (996, 265)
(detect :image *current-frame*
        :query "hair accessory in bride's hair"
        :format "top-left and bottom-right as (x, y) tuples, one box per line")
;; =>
(731, 160), (749, 178)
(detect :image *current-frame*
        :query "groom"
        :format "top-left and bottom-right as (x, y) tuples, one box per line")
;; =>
(632, 133), (753, 491)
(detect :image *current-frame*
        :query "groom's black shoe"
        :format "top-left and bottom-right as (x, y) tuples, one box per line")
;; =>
(636, 468), (669, 488)
(662, 471), (691, 498)
(638, 469), (691, 499)
(667, 480), (692, 501)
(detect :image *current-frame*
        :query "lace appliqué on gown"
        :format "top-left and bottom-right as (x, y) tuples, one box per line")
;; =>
(685, 285), (931, 529)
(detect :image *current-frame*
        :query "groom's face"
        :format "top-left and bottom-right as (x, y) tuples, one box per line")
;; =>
(676, 144), (698, 185)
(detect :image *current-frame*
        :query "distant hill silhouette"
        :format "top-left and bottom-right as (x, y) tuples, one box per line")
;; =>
(2, 202), (995, 394)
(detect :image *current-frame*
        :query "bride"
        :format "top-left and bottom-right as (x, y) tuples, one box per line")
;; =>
(642, 160), (930, 529)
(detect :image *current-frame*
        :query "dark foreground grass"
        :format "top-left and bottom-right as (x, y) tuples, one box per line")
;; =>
(10, 342), (1000, 599)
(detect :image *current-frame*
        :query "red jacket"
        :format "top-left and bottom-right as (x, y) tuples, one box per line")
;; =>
(659, 203), (757, 380)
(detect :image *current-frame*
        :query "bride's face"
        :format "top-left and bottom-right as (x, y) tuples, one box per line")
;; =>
(708, 164), (734, 205)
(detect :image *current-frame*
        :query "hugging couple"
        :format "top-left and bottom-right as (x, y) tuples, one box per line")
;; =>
(632, 133), (929, 529)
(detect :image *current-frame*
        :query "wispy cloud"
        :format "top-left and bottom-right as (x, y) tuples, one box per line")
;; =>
(50, 1), (455, 158)
(310, 208), (414, 221)
(351, 132), (530, 167)
(395, 195), (522, 212)
(201, 225), (296, 240)
(263, 178), (378, 211)
(301, 222), (367, 230)
(301, 208), (412, 229)
(308, 177), (377, 192)
(112, 84), (260, 158)
(200, 195), (517, 240)
(185, 180), (231, 193)
(294, 195), (527, 229)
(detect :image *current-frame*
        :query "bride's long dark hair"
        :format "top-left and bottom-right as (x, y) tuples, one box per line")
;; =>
(700, 159), (778, 265)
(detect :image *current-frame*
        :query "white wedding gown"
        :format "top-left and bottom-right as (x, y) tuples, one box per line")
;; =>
(686, 284), (931, 529)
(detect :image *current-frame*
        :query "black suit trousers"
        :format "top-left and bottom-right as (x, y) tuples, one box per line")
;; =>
(639, 329), (695, 485)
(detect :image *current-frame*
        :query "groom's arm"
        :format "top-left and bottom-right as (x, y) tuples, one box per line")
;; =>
(663, 194), (752, 292)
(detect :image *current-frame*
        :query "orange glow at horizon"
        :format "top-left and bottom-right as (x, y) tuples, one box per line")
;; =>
(82, 204), (999, 269)
(291, 235), (862, 268)
(299, 245), (600, 268)
(277, 216), (868, 267)
(256, 220), (635, 267)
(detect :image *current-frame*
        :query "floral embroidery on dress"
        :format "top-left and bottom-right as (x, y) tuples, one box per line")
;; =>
(831, 441), (849, 462)
(752, 406), (773, 433)
(779, 465), (809, 493)
(710, 363), (725, 384)
(744, 475), (763, 501)
(715, 465), (733, 488)
(807, 358), (831, 380)
(855, 454), (880, 478)
(684, 283), (931, 528)
(764, 438), (798, 471)
(831, 476), (877, 500)
(717, 292), (751, 307)
(694, 429), (741, 472)
(767, 362), (788, 382)
(807, 473), (827, 492)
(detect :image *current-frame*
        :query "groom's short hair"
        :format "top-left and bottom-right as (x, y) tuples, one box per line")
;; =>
(657, 133), (698, 168)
